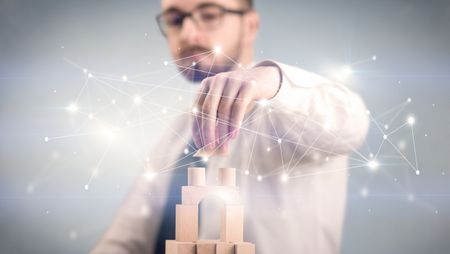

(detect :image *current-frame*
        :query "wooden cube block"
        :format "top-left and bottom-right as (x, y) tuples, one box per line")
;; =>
(176, 205), (198, 242)
(216, 242), (235, 254)
(196, 240), (218, 254)
(235, 242), (255, 254)
(188, 167), (206, 186)
(220, 205), (244, 242)
(218, 168), (236, 186)
(165, 240), (196, 254)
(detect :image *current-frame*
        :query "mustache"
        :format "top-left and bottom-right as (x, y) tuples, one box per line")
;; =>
(179, 46), (211, 58)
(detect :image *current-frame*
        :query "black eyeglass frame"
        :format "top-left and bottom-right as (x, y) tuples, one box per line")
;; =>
(156, 3), (250, 37)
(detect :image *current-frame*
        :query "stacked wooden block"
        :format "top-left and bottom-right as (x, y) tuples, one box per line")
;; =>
(166, 167), (255, 254)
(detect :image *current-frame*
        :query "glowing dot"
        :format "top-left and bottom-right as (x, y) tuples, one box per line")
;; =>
(372, 55), (377, 61)
(202, 156), (209, 162)
(140, 205), (151, 217)
(407, 97), (412, 103)
(192, 107), (198, 114)
(343, 66), (352, 75)
(281, 173), (289, 183)
(407, 116), (415, 125)
(144, 171), (156, 181)
(88, 73), (93, 78)
(213, 46), (222, 54)
(369, 153), (374, 158)
(238, 63), (243, 68)
(277, 138), (282, 144)
(398, 140), (406, 150)
(26, 184), (35, 193)
(257, 99), (270, 107)
(251, 80), (256, 85)
(360, 187), (369, 197)
(161, 108), (167, 114)
(384, 124), (389, 130)
(101, 127), (118, 142)
(266, 147), (271, 152)
(134, 96), (142, 104)
(44, 136), (49, 142)
(257, 175), (263, 181)
(83, 69), (87, 73)
(183, 148), (189, 155)
(122, 75), (128, 81)
(383, 134), (388, 140)
(111, 99), (116, 105)
(367, 160), (379, 171)
(244, 170), (249, 175)
(333, 65), (353, 81)
(84, 185), (89, 190)
(415, 170), (420, 175)
(366, 110), (371, 115)
(67, 103), (78, 113)
(163, 60), (169, 66)
(69, 231), (78, 240)
(88, 113), (94, 120)
(192, 61), (196, 66)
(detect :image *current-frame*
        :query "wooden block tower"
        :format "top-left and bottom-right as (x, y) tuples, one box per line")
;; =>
(166, 167), (255, 254)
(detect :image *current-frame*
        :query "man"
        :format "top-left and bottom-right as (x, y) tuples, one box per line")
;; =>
(91, 0), (369, 253)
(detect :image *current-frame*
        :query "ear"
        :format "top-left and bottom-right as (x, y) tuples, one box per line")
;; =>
(243, 10), (260, 47)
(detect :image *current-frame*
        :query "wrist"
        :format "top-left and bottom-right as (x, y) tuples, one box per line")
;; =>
(253, 65), (282, 100)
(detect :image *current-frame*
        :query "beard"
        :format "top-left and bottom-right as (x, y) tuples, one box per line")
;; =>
(176, 39), (243, 83)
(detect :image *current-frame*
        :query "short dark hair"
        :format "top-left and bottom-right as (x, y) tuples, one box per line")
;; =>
(243, 0), (253, 9)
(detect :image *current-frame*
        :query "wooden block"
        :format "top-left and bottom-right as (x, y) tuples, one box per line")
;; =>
(196, 240), (218, 254)
(182, 186), (241, 205)
(176, 205), (198, 242)
(165, 240), (196, 254)
(235, 242), (255, 254)
(188, 167), (206, 186)
(220, 205), (244, 242)
(216, 242), (235, 254)
(218, 168), (236, 186)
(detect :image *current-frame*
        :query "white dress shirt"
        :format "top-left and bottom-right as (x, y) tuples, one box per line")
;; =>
(91, 60), (369, 254)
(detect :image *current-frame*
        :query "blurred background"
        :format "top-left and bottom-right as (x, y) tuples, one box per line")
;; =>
(1, 0), (449, 253)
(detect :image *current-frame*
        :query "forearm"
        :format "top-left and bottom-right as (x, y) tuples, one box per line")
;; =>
(252, 60), (369, 158)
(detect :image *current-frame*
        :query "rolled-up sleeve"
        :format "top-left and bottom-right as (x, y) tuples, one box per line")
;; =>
(252, 60), (369, 159)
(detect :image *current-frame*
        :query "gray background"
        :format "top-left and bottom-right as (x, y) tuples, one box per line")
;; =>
(1, 0), (449, 253)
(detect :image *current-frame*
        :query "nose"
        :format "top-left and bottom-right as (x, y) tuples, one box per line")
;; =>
(179, 16), (202, 44)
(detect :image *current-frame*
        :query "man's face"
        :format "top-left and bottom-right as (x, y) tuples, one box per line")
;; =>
(159, 0), (250, 82)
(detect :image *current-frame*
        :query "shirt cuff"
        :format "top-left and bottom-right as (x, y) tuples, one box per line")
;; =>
(252, 59), (324, 114)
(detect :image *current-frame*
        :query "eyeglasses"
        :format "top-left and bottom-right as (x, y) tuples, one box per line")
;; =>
(156, 3), (250, 37)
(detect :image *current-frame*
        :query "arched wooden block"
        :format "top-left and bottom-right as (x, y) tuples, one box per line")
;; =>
(181, 186), (241, 205)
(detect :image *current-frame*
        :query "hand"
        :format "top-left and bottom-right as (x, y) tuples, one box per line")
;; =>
(192, 65), (281, 156)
